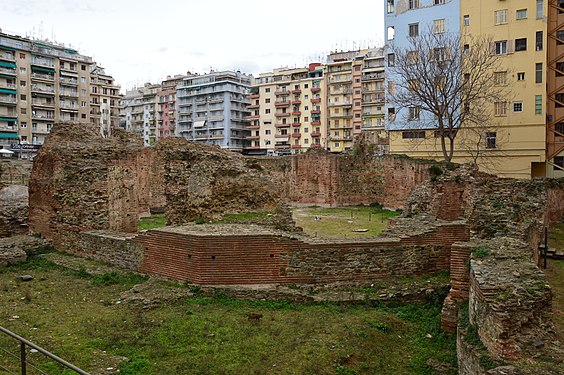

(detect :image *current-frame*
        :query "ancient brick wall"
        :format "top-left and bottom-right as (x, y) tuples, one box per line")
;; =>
(0, 185), (28, 237)
(70, 230), (143, 270)
(28, 123), (146, 248)
(134, 222), (468, 285)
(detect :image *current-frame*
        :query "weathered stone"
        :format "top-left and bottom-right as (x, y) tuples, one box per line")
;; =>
(0, 185), (28, 237)
(0, 235), (50, 267)
(19, 275), (33, 281)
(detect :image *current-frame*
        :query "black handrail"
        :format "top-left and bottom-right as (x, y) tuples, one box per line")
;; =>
(0, 326), (89, 375)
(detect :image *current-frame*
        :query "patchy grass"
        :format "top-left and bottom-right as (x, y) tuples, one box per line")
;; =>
(138, 214), (167, 231)
(545, 259), (564, 344)
(0, 255), (456, 375)
(293, 206), (400, 238)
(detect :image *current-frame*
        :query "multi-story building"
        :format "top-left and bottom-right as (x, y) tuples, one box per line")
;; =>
(360, 48), (387, 151)
(156, 75), (184, 140)
(245, 64), (327, 155)
(120, 83), (161, 147)
(0, 30), (120, 157)
(384, 0), (549, 179)
(90, 64), (121, 137)
(326, 51), (360, 152)
(176, 70), (251, 152)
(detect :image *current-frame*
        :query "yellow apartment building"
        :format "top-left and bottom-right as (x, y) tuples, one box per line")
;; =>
(246, 64), (327, 155)
(387, 0), (548, 179)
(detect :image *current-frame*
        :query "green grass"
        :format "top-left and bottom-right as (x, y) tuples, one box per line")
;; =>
(0, 256), (457, 375)
(293, 206), (400, 238)
(138, 214), (167, 231)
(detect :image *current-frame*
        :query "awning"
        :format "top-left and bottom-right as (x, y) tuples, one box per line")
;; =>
(275, 137), (289, 142)
(194, 120), (206, 128)
(0, 117), (17, 122)
(0, 132), (19, 139)
(0, 88), (16, 95)
(0, 45), (16, 52)
(0, 73), (16, 78)
(31, 66), (56, 74)
(0, 61), (16, 69)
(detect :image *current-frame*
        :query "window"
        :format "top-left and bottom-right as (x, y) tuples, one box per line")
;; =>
(387, 53), (395, 67)
(388, 107), (396, 121)
(81, 101), (87, 107)
(407, 51), (419, 64)
(19, 53), (25, 59)
(537, 0), (544, 19)
(463, 44), (470, 54)
(494, 71), (507, 86)
(517, 72), (525, 81)
(408, 106), (421, 120)
(81, 65), (86, 71)
(560, 0), (564, 14)
(19, 67), (26, 73)
(555, 156), (564, 168)
(433, 47), (447, 61)
(536, 63), (543, 83)
(434, 0), (445, 4)
(20, 80), (26, 87)
(20, 122), (27, 128)
(265, 88), (271, 93)
(556, 122), (564, 135)
(402, 131), (425, 139)
(486, 132), (497, 149)
(536, 95), (543, 113)
(515, 38), (527, 52)
(408, 79), (420, 92)
(265, 109), (271, 114)
(494, 102), (507, 116)
(463, 15), (470, 26)
(20, 107), (26, 114)
(557, 62), (564, 77)
(495, 9), (508, 25)
(82, 114), (86, 119)
(516, 9), (528, 20)
(20, 94), (26, 100)
(557, 30), (564, 45)
(387, 0), (394, 14)
(354, 66), (361, 72)
(495, 40), (508, 55)
(513, 101), (523, 112)
(265, 98), (270, 103)
(408, 0), (419, 10)
(433, 19), (446, 34)
(536, 31), (543, 51)
(387, 26), (395, 40)
(265, 129), (271, 135)
(409, 23), (419, 37)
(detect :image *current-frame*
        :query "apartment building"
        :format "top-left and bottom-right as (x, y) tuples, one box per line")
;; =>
(360, 48), (387, 151)
(156, 75), (184, 140)
(120, 83), (161, 147)
(245, 64), (327, 155)
(90, 64), (121, 137)
(384, 0), (549, 179)
(0, 30), (120, 157)
(176, 70), (251, 152)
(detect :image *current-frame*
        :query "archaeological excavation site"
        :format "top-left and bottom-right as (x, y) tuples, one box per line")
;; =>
(1, 123), (563, 375)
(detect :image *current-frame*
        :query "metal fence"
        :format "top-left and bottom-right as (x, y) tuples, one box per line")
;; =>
(0, 326), (89, 375)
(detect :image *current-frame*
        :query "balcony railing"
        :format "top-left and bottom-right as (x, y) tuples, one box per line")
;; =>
(275, 90), (291, 95)
(31, 58), (55, 67)
(31, 99), (54, 107)
(0, 82), (16, 89)
(275, 112), (291, 117)
(0, 67), (16, 75)
(31, 72), (54, 81)
(0, 95), (16, 103)
(0, 52), (15, 61)
(292, 122), (301, 127)
(60, 76), (78, 85)
(275, 101), (290, 107)
(31, 85), (55, 93)
(60, 90), (78, 97)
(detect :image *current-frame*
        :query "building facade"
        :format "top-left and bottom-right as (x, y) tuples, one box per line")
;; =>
(176, 70), (251, 152)
(90, 64), (121, 137)
(245, 64), (327, 155)
(384, 0), (550, 179)
(156, 75), (183, 140)
(120, 83), (161, 147)
(0, 30), (120, 157)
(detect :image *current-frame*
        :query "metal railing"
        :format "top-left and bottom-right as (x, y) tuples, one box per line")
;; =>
(0, 326), (89, 374)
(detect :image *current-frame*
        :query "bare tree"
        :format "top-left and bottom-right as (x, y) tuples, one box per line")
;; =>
(388, 31), (509, 162)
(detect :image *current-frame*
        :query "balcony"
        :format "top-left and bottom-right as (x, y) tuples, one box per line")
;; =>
(244, 114), (260, 120)
(275, 101), (290, 107)
(311, 87), (321, 93)
(275, 134), (290, 139)
(275, 112), (291, 117)
(275, 123), (290, 128)
(311, 143), (322, 148)
(246, 125), (260, 129)
(32, 113), (55, 121)
(310, 98), (321, 103)
(31, 99), (54, 107)
(246, 135), (260, 140)
(0, 52), (15, 61)
(311, 132), (322, 137)
(31, 72), (54, 82)
(291, 145), (301, 149)
(311, 121), (321, 125)
(60, 76), (78, 86)
(291, 111), (301, 116)
(275, 90), (290, 96)
(0, 125), (17, 132)
(291, 100), (301, 105)
(311, 110), (321, 115)
(0, 82), (16, 90)
(291, 122), (301, 127)
(291, 89), (301, 94)
(0, 95), (16, 104)
(291, 133), (301, 138)
(246, 104), (260, 109)
(247, 93), (260, 100)
(60, 103), (79, 111)
(31, 85), (55, 94)
(0, 67), (16, 76)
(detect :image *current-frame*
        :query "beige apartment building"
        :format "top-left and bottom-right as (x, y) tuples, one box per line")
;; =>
(90, 64), (121, 137)
(246, 64), (327, 155)
(0, 31), (120, 157)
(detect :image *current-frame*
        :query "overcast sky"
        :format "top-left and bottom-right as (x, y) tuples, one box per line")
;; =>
(0, 0), (385, 92)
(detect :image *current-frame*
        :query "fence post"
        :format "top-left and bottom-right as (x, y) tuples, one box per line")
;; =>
(20, 342), (26, 375)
